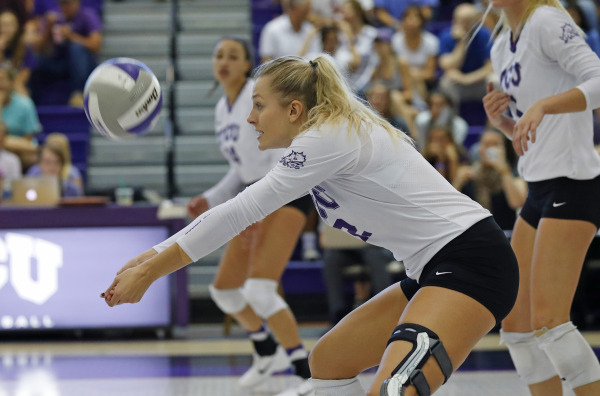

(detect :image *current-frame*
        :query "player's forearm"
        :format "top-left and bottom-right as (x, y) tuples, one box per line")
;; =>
(139, 243), (192, 282)
(540, 88), (587, 115)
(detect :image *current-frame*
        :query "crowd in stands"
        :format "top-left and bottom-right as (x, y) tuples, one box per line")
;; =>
(0, 0), (101, 200)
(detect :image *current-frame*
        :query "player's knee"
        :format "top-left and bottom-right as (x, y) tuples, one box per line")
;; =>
(242, 278), (288, 319)
(209, 285), (247, 314)
(536, 321), (600, 389)
(530, 310), (566, 332)
(381, 323), (453, 396)
(500, 329), (556, 385)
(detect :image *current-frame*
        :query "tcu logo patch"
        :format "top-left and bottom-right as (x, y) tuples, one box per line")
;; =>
(559, 23), (579, 43)
(280, 150), (307, 169)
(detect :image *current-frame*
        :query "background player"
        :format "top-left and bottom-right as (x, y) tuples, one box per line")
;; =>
(483, 1), (600, 395)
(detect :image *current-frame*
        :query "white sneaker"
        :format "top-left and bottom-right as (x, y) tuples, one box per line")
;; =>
(302, 248), (321, 261)
(274, 378), (315, 396)
(238, 345), (290, 388)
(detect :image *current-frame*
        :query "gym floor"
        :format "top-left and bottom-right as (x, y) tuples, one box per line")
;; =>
(1, 324), (598, 396)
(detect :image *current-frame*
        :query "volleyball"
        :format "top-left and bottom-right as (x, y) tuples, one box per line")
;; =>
(83, 57), (162, 140)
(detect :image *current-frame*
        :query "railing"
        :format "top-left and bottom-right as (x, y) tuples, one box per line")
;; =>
(164, 0), (181, 199)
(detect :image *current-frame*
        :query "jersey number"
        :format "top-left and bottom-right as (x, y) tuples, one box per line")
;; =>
(311, 186), (372, 242)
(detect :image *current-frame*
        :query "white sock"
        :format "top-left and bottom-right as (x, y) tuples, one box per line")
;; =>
(302, 232), (317, 251)
(310, 377), (365, 396)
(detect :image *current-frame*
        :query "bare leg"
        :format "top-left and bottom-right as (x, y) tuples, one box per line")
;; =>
(501, 218), (562, 396)
(532, 219), (600, 396)
(368, 286), (496, 396)
(249, 206), (307, 348)
(212, 232), (262, 331)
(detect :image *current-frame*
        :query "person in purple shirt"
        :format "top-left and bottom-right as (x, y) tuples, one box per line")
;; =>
(29, 0), (102, 106)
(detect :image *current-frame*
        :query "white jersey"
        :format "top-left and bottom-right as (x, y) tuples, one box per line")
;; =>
(203, 80), (283, 207)
(157, 121), (490, 281)
(491, 6), (600, 182)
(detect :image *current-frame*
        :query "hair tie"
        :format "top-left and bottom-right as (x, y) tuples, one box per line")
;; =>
(309, 60), (317, 70)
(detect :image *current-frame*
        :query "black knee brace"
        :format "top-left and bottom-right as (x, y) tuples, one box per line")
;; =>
(380, 323), (453, 396)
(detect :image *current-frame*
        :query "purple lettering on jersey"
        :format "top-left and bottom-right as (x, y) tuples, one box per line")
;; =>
(333, 219), (372, 242)
(311, 185), (339, 218)
(224, 146), (241, 164)
(280, 150), (307, 169)
(500, 62), (521, 90)
(216, 124), (240, 144)
(559, 23), (579, 44)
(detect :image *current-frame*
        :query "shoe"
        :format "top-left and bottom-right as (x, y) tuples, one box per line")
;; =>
(302, 248), (321, 261)
(238, 345), (290, 388)
(274, 378), (314, 396)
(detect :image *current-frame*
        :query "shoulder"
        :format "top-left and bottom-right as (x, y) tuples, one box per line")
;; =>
(264, 15), (286, 31)
(422, 31), (440, 49)
(9, 93), (36, 110)
(0, 149), (19, 162)
(528, 6), (573, 34)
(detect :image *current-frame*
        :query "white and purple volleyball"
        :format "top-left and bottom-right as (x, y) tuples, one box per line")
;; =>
(83, 58), (162, 139)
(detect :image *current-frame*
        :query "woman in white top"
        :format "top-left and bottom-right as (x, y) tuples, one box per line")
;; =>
(120, 37), (315, 395)
(391, 6), (439, 109)
(483, 1), (600, 395)
(102, 54), (519, 396)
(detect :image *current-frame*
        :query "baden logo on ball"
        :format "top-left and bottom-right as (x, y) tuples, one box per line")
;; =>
(83, 57), (163, 140)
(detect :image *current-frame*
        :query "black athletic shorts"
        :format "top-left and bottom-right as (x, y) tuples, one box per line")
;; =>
(284, 194), (314, 216)
(400, 217), (519, 325)
(519, 175), (600, 229)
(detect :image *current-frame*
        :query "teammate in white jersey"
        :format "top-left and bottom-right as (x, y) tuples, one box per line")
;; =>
(483, 1), (600, 395)
(119, 38), (315, 394)
(102, 54), (519, 396)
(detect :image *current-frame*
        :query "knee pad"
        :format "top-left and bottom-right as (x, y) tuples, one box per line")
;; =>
(536, 321), (600, 389)
(209, 285), (247, 314)
(500, 329), (557, 385)
(242, 278), (288, 319)
(381, 323), (453, 396)
(310, 377), (365, 396)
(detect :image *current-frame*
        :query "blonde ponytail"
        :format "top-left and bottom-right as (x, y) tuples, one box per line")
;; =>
(253, 55), (411, 142)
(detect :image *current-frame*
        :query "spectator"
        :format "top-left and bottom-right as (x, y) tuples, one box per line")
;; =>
(321, 225), (394, 325)
(0, 10), (34, 95)
(414, 90), (468, 149)
(438, 3), (493, 111)
(27, 135), (83, 197)
(29, 0), (102, 106)
(259, 0), (317, 63)
(366, 79), (413, 135)
(0, 64), (41, 171)
(566, 0), (600, 56)
(0, 120), (22, 195)
(421, 125), (469, 184)
(371, 28), (406, 92)
(453, 129), (527, 231)
(391, 6), (439, 108)
(373, 0), (439, 29)
(299, 23), (360, 76)
(340, 0), (378, 93)
(0, 0), (27, 27)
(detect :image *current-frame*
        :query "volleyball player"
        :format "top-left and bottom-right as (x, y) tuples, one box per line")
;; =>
(482, 1), (600, 395)
(111, 37), (314, 393)
(102, 54), (519, 395)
